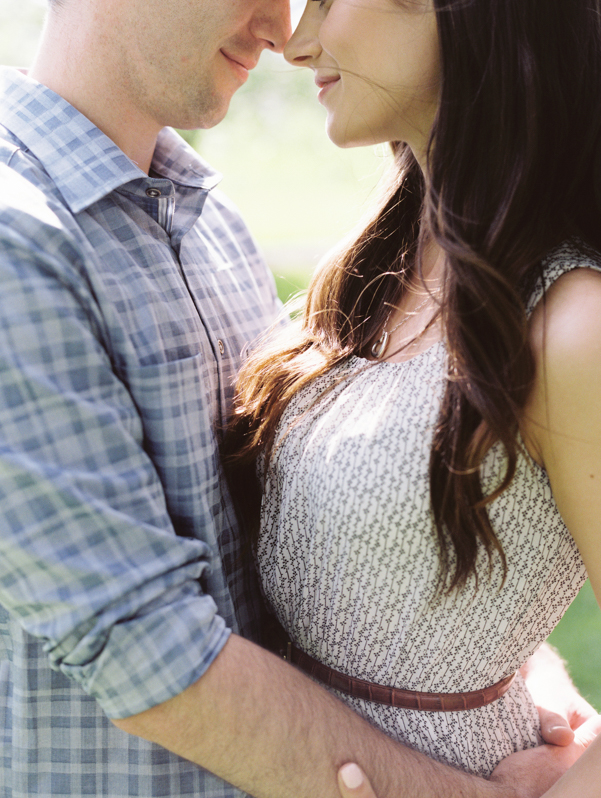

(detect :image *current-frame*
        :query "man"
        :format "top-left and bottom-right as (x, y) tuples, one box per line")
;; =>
(0, 1), (596, 797)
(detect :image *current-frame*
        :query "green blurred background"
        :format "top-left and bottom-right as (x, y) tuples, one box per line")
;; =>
(2, 0), (600, 710)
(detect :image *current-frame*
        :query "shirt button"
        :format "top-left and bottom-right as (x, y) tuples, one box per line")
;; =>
(217, 340), (225, 355)
(145, 188), (161, 198)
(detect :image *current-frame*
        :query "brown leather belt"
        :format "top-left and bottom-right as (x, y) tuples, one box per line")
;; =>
(279, 640), (516, 712)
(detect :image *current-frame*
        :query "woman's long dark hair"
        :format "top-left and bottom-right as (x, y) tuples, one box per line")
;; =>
(225, 0), (601, 590)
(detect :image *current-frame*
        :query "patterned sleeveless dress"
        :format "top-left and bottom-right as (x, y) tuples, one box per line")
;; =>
(256, 240), (601, 777)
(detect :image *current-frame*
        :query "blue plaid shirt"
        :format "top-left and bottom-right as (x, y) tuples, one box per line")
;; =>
(0, 67), (280, 798)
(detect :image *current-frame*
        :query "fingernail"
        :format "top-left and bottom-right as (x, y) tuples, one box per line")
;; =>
(340, 763), (364, 790)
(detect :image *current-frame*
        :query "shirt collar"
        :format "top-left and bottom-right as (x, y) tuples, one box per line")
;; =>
(0, 67), (221, 214)
(151, 128), (222, 193)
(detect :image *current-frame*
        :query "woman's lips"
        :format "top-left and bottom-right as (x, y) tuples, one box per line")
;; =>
(315, 75), (340, 103)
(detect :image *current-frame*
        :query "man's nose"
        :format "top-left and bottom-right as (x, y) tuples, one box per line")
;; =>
(251, 0), (292, 52)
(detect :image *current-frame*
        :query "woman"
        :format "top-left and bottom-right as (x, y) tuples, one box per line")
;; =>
(226, 0), (601, 784)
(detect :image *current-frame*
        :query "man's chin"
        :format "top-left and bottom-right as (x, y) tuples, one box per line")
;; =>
(182, 96), (234, 132)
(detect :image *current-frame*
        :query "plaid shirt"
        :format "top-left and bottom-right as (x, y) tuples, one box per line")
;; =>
(0, 67), (280, 798)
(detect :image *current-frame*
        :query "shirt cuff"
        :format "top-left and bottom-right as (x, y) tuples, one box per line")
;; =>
(57, 591), (232, 719)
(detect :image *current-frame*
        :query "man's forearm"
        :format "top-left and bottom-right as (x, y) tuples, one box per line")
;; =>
(112, 634), (514, 798)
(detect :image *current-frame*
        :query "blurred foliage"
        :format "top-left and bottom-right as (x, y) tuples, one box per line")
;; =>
(0, 0), (46, 67)
(549, 580), (601, 710)
(3, 0), (601, 713)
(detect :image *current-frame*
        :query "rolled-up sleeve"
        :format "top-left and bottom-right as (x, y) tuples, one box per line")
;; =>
(0, 198), (230, 719)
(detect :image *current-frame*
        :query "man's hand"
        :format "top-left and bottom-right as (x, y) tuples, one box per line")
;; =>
(338, 713), (601, 798)
(523, 644), (599, 747)
(336, 643), (601, 798)
(537, 690), (597, 747)
(490, 714), (601, 798)
(337, 714), (601, 798)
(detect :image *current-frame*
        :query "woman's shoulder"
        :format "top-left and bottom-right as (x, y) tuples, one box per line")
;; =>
(529, 239), (601, 364)
(522, 242), (601, 588)
(527, 237), (601, 315)
(522, 239), (601, 466)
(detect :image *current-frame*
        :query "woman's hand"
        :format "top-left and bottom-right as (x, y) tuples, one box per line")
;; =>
(338, 763), (374, 798)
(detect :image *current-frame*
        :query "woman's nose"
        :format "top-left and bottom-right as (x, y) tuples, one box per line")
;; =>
(284, 3), (322, 65)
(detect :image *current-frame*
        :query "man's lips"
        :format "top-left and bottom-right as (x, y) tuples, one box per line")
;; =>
(221, 50), (258, 73)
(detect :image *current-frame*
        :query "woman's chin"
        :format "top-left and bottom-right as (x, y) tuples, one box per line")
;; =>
(325, 121), (377, 150)
(325, 117), (402, 150)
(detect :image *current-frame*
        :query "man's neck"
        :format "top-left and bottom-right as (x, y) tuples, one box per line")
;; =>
(29, 9), (161, 174)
